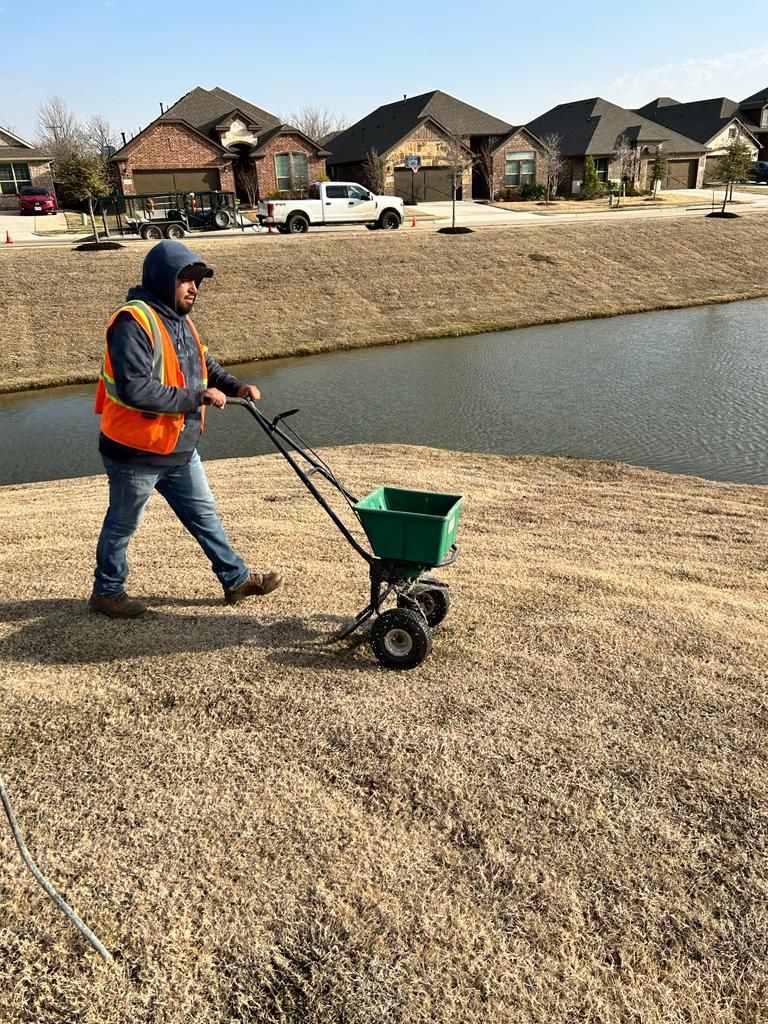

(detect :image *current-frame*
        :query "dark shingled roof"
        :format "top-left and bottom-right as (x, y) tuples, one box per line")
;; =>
(326, 90), (512, 165)
(160, 86), (281, 139)
(0, 145), (52, 161)
(635, 96), (745, 145)
(527, 97), (706, 155)
(740, 85), (768, 108)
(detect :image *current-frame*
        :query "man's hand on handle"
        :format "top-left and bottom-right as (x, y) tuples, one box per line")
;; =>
(237, 384), (261, 402)
(201, 388), (227, 409)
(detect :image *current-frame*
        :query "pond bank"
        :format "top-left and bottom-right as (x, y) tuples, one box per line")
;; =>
(1, 445), (765, 1021)
(3, 215), (768, 393)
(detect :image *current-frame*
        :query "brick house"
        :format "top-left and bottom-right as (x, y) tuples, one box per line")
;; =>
(0, 127), (54, 210)
(109, 86), (330, 202)
(635, 97), (760, 181)
(326, 90), (545, 201)
(527, 97), (708, 194)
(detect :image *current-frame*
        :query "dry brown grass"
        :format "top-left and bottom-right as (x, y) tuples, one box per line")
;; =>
(1, 445), (767, 1022)
(3, 215), (768, 393)
(489, 194), (715, 213)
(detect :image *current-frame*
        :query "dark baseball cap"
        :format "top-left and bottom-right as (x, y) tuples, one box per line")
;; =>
(178, 261), (214, 282)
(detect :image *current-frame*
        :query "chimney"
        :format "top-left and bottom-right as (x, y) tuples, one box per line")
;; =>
(121, 131), (127, 145)
(160, 101), (165, 114)
(403, 94), (406, 100)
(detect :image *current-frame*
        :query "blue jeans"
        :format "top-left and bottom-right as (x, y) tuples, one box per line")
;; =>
(94, 451), (249, 596)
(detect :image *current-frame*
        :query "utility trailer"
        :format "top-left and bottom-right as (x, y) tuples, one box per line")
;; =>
(112, 190), (254, 239)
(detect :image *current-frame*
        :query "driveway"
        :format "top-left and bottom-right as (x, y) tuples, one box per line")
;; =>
(0, 208), (71, 244)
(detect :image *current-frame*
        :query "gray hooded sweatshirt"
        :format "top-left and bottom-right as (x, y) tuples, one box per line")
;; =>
(99, 240), (243, 465)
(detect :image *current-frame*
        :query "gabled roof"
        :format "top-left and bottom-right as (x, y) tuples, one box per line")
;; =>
(490, 125), (544, 154)
(635, 96), (752, 146)
(248, 124), (331, 157)
(0, 126), (51, 161)
(326, 90), (512, 164)
(109, 118), (232, 162)
(160, 86), (281, 139)
(526, 97), (706, 155)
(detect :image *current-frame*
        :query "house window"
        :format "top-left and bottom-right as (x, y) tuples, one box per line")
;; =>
(504, 151), (536, 186)
(728, 127), (737, 138)
(762, 108), (768, 128)
(594, 158), (609, 182)
(0, 161), (32, 195)
(274, 152), (309, 191)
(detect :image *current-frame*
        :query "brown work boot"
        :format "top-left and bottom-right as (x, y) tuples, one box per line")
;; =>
(88, 592), (148, 618)
(224, 571), (283, 604)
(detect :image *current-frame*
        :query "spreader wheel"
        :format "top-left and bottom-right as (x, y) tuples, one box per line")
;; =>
(370, 609), (432, 670)
(398, 586), (451, 628)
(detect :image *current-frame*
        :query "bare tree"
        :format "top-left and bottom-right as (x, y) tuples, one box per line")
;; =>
(441, 132), (473, 230)
(363, 149), (387, 194)
(539, 133), (564, 204)
(612, 135), (641, 205)
(236, 164), (260, 207)
(83, 114), (117, 162)
(473, 140), (496, 200)
(284, 106), (350, 142)
(35, 96), (83, 164)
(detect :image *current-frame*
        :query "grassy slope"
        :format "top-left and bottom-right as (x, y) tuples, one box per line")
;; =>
(1, 446), (766, 1022)
(2, 215), (768, 392)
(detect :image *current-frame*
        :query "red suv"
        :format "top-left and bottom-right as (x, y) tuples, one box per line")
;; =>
(18, 186), (58, 215)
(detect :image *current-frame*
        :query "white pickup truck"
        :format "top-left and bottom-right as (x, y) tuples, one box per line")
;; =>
(258, 181), (404, 234)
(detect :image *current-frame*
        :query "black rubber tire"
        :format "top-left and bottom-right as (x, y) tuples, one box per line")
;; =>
(365, 223), (378, 230)
(140, 223), (163, 240)
(397, 586), (451, 628)
(164, 222), (186, 239)
(287, 214), (309, 234)
(370, 608), (432, 670)
(276, 225), (289, 234)
(378, 210), (401, 230)
(213, 209), (232, 229)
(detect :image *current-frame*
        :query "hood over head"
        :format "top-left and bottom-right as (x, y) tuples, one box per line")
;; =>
(138, 240), (214, 313)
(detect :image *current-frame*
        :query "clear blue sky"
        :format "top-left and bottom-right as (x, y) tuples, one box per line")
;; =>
(3, 0), (767, 141)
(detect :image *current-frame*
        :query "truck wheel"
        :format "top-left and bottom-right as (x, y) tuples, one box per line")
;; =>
(287, 214), (309, 234)
(378, 210), (401, 230)
(140, 224), (163, 240)
(213, 209), (232, 229)
(164, 222), (186, 239)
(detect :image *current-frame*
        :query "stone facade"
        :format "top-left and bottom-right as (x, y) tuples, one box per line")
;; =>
(565, 150), (706, 194)
(111, 122), (236, 195)
(384, 122), (474, 197)
(488, 129), (547, 198)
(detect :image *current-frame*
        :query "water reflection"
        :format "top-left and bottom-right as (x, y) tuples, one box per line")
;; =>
(1, 299), (767, 485)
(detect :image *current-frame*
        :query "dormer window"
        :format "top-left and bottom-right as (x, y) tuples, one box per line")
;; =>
(761, 108), (768, 128)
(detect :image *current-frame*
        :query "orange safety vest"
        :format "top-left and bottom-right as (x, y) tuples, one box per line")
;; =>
(94, 299), (208, 455)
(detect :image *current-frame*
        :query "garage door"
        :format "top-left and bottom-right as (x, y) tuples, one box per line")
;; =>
(394, 167), (456, 203)
(664, 160), (698, 189)
(132, 168), (221, 194)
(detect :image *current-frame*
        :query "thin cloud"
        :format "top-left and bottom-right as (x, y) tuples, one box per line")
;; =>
(613, 47), (768, 100)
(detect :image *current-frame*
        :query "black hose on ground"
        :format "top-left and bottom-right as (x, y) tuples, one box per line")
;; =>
(0, 773), (114, 963)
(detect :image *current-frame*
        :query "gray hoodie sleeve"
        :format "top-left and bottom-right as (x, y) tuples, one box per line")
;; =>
(107, 313), (202, 413)
(205, 353), (243, 397)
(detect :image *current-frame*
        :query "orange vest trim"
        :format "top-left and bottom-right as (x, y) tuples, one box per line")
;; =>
(95, 300), (208, 456)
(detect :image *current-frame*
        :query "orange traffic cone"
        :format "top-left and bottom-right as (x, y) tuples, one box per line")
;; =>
(5, 230), (12, 244)
(411, 215), (416, 228)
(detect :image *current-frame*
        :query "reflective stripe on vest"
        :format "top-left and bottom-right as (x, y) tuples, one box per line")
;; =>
(96, 300), (208, 455)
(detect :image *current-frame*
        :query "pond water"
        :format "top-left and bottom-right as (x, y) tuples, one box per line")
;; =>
(2, 298), (767, 486)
